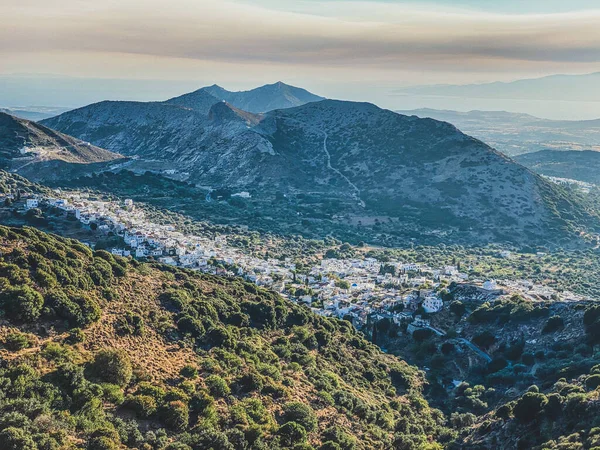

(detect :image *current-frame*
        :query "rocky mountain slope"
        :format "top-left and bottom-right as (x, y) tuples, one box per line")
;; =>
(0, 224), (451, 449)
(515, 149), (600, 185)
(398, 108), (600, 156)
(0, 112), (123, 181)
(42, 95), (600, 245)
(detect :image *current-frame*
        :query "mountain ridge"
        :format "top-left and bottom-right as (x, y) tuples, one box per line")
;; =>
(40, 93), (600, 246)
(0, 111), (124, 180)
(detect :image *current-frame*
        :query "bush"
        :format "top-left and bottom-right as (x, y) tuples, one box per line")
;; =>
(513, 392), (548, 423)
(125, 395), (157, 418)
(0, 286), (44, 322)
(278, 422), (307, 447)
(3, 332), (32, 351)
(586, 374), (600, 390)
(281, 401), (317, 432)
(160, 400), (189, 432)
(180, 364), (198, 379)
(206, 374), (230, 397)
(66, 328), (86, 344)
(91, 349), (133, 386)
(0, 427), (37, 450)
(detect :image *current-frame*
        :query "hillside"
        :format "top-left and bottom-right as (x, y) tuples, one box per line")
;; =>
(0, 112), (124, 181)
(0, 224), (451, 449)
(515, 150), (600, 185)
(0, 106), (71, 122)
(41, 97), (600, 246)
(397, 109), (600, 156)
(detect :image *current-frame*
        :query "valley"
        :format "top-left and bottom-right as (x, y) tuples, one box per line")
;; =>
(2, 82), (600, 450)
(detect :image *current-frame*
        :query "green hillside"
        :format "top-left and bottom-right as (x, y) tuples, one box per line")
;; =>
(0, 225), (450, 449)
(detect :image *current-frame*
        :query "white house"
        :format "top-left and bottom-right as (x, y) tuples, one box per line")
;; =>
(422, 296), (443, 313)
(25, 198), (39, 209)
(483, 280), (498, 291)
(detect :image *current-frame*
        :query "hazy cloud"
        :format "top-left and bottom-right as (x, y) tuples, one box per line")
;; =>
(2, 0), (600, 71)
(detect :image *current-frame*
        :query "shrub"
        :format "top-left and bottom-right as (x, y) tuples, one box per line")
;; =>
(91, 349), (133, 386)
(88, 436), (120, 450)
(206, 374), (230, 397)
(0, 427), (37, 450)
(0, 286), (44, 322)
(125, 395), (157, 418)
(160, 400), (189, 432)
(3, 331), (32, 351)
(180, 364), (198, 379)
(586, 374), (600, 390)
(513, 392), (548, 423)
(278, 422), (307, 447)
(66, 328), (86, 344)
(281, 401), (317, 432)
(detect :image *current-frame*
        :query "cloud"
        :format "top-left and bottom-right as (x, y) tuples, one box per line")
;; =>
(2, 0), (600, 72)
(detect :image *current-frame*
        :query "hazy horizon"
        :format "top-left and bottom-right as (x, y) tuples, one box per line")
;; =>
(3, 0), (600, 119)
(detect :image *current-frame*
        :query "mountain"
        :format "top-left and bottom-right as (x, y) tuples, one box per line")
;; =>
(199, 81), (325, 113)
(0, 112), (124, 181)
(515, 150), (600, 185)
(0, 106), (71, 121)
(41, 96), (600, 246)
(165, 82), (324, 114)
(397, 108), (600, 156)
(398, 72), (600, 103)
(0, 223), (450, 449)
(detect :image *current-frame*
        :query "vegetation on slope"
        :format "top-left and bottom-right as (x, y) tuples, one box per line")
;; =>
(0, 225), (451, 449)
(457, 365), (600, 449)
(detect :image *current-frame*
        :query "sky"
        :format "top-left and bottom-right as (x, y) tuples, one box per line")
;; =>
(2, 0), (600, 117)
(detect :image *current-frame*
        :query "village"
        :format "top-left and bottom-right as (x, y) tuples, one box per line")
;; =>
(5, 190), (592, 338)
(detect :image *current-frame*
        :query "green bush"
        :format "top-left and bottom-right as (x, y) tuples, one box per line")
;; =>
(586, 374), (600, 390)
(3, 331), (32, 351)
(281, 401), (318, 432)
(513, 392), (548, 423)
(278, 422), (307, 447)
(0, 427), (37, 450)
(180, 364), (198, 379)
(0, 286), (44, 322)
(124, 394), (157, 418)
(160, 400), (189, 432)
(206, 374), (230, 397)
(91, 349), (133, 386)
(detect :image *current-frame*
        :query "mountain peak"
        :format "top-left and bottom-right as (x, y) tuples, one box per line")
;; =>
(208, 101), (262, 126)
(195, 82), (325, 113)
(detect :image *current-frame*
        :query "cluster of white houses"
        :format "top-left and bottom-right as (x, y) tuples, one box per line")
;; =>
(11, 191), (588, 334)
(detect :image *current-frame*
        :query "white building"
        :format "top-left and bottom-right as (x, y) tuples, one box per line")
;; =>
(483, 280), (498, 291)
(422, 296), (443, 313)
(25, 198), (39, 209)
